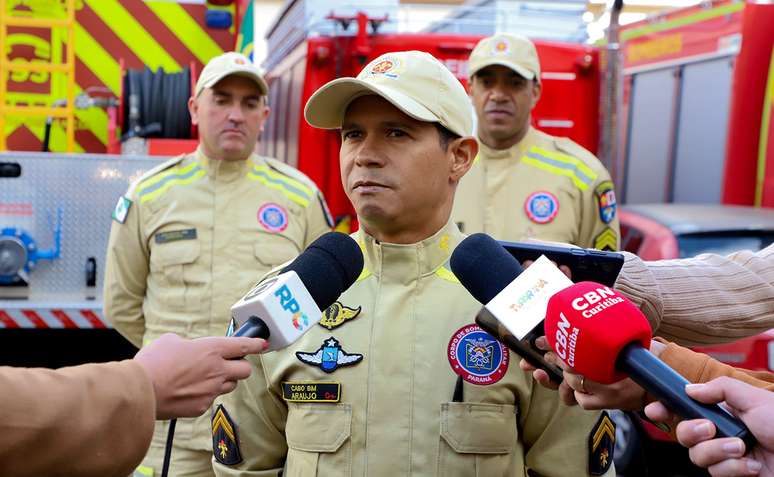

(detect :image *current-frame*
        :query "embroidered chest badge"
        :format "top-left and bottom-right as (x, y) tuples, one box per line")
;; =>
(524, 191), (559, 224)
(211, 404), (242, 466)
(296, 337), (363, 373)
(448, 324), (509, 385)
(319, 302), (362, 330)
(257, 202), (288, 233)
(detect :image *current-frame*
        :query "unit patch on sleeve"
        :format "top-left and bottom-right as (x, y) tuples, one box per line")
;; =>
(154, 228), (197, 244)
(319, 302), (362, 330)
(296, 337), (363, 373)
(112, 196), (132, 224)
(524, 191), (559, 224)
(594, 181), (617, 224)
(593, 227), (618, 251)
(282, 382), (341, 403)
(447, 324), (509, 385)
(211, 404), (242, 466)
(589, 411), (616, 475)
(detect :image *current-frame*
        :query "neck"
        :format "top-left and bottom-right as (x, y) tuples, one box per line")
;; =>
(200, 143), (250, 162)
(361, 202), (452, 245)
(478, 124), (529, 151)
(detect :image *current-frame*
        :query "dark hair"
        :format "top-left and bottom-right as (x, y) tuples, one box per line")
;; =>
(434, 123), (461, 150)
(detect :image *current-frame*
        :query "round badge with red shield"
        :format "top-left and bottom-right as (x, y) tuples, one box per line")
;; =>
(448, 324), (509, 385)
(257, 203), (288, 233)
(524, 191), (559, 224)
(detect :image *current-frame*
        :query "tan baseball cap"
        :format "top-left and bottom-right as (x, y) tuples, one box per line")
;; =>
(194, 52), (268, 97)
(304, 50), (472, 137)
(468, 34), (541, 81)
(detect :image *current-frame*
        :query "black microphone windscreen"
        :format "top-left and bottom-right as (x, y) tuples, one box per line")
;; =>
(281, 232), (364, 310)
(450, 233), (523, 304)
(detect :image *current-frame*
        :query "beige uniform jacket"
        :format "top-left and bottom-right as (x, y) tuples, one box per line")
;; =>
(213, 221), (615, 477)
(616, 244), (774, 346)
(0, 360), (155, 477)
(104, 148), (331, 451)
(452, 127), (620, 250)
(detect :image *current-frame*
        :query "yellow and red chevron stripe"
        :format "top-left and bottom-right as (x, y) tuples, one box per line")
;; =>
(4, 0), (235, 153)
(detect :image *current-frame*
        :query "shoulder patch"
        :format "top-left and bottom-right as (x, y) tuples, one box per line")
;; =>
(212, 404), (243, 466)
(594, 227), (618, 251)
(112, 196), (132, 224)
(589, 411), (616, 475)
(594, 181), (617, 224)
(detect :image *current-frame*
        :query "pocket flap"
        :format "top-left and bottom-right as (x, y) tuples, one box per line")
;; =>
(441, 402), (517, 454)
(152, 240), (200, 266)
(286, 403), (352, 453)
(254, 239), (299, 267)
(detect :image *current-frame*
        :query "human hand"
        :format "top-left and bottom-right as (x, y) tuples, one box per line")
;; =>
(644, 377), (774, 476)
(134, 333), (267, 419)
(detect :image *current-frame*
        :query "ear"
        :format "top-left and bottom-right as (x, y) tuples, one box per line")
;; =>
(531, 80), (542, 108)
(259, 104), (271, 132)
(188, 96), (199, 125)
(449, 136), (478, 183)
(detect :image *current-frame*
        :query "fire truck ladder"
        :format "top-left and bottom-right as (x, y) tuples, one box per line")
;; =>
(0, 0), (76, 152)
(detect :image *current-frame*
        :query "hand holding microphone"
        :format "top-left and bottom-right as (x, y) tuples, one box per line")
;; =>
(543, 282), (756, 449)
(230, 232), (364, 350)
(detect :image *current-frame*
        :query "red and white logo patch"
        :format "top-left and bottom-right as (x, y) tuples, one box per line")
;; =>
(257, 203), (288, 233)
(448, 324), (509, 385)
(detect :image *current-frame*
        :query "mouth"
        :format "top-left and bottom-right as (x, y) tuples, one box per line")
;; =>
(222, 128), (245, 137)
(352, 180), (389, 192)
(485, 109), (514, 117)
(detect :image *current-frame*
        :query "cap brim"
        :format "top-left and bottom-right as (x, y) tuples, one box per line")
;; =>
(199, 69), (269, 96)
(304, 78), (439, 130)
(469, 59), (536, 81)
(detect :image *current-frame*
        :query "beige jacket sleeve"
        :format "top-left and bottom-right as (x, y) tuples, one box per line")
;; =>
(615, 245), (774, 346)
(304, 190), (334, 247)
(0, 360), (156, 477)
(104, 189), (149, 348)
(212, 354), (288, 476)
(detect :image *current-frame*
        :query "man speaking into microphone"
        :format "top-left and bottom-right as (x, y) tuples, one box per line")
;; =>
(212, 51), (613, 477)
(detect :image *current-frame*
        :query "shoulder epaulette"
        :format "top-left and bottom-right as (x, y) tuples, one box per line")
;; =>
(134, 153), (205, 204)
(248, 156), (317, 208)
(523, 141), (599, 191)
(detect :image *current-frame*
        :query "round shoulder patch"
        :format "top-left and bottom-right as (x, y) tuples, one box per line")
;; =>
(524, 191), (559, 224)
(257, 203), (288, 233)
(448, 324), (509, 385)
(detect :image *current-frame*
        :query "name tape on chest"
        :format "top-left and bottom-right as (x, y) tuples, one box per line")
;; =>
(282, 382), (341, 403)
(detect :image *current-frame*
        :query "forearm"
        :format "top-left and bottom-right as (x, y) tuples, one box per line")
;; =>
(0, 361), (155, 477)
(615, 247), (774, 346)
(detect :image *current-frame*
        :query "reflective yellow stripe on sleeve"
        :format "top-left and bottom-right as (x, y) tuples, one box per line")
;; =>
(435, 266), (461, 284)
(136, 162), (206, 204)
(133, 465), (154, 477)
(523, 146), (598, 191)
(247, 165), (313, 207)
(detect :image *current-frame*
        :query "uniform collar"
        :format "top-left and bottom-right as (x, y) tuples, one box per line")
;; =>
(195, 147), (250, 183)
(476, 126), (535, 161)
(355, 220), (464, 284)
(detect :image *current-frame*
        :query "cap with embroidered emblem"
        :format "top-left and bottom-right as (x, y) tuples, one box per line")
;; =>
(195, 52), (268, 97)
(304, 50), (472, 137)
(468, 34), (541, 81)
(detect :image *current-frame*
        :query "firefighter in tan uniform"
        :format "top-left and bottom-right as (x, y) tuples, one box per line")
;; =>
(104, 52), (332, 477)
(452, 34), (620, 250)
(212, 51), (616, 477)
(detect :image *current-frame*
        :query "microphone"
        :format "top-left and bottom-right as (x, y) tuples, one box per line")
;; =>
(544, 282), (755, 447)
(230, 232), (364, 351)
(450, 233), (572, 383)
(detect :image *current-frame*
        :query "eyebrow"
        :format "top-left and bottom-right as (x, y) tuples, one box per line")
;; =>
(212, 90), (262, 102)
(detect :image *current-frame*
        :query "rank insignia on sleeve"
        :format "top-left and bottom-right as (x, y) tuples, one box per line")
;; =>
(282, 381), (341, 402)
(112, 196), (132, 224)
(296, 337), (363, 373)
(594, 181), (617, 224)
(211, 404), (242, 466)
(589, 411), (616, 475)
(593, 227), (618, 251)
(319, 302), (362, 330)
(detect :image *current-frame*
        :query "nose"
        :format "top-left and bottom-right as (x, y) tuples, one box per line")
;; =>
(352, 136), (385, 168)
(227, 104), (246, 123)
